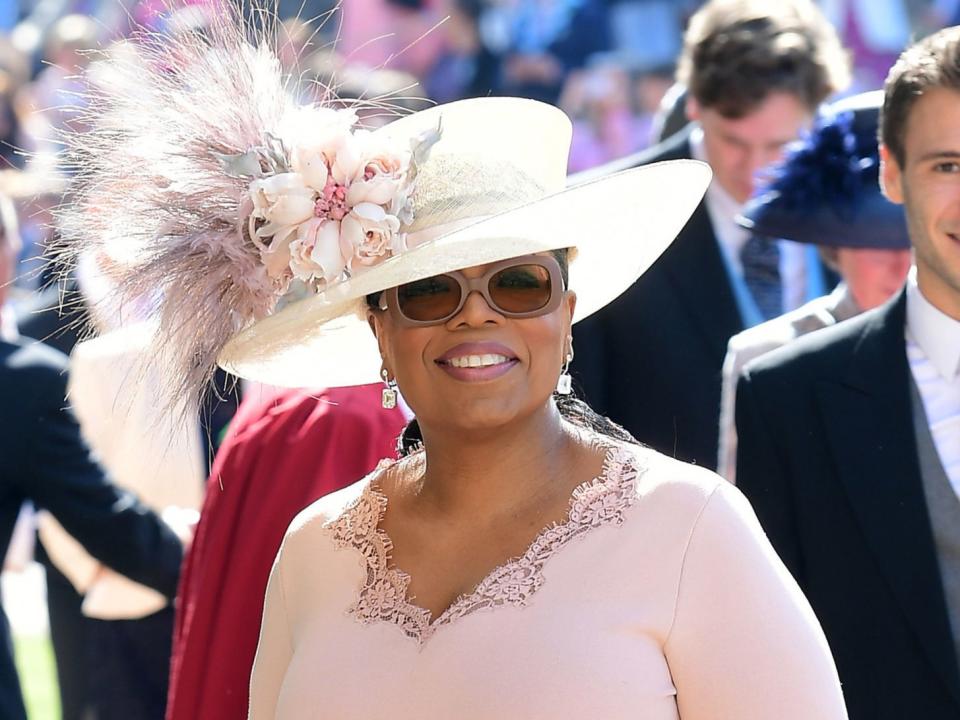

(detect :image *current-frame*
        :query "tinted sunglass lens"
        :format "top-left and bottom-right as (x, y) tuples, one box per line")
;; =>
(397, 274), (462, 322)
(490, 264), (552, 314)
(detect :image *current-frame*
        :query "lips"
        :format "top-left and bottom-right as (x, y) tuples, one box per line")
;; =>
(435, 342), (519, 382)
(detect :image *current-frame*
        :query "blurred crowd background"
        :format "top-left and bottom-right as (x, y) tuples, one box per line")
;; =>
(2, 0), (960, 304)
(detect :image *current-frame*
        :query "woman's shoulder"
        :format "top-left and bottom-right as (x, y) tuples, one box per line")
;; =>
(611, 441), (722, 491)
(612, 441), (733, 517)
(280, 453), (421, 543)
(608, 443), (766, 568)
(279, 457), (394, 540)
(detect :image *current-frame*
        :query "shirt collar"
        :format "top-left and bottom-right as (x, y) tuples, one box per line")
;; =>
(906, 267), (960, 381)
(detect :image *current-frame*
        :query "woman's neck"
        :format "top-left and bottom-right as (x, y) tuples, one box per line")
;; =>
(410, 404), (590, 518)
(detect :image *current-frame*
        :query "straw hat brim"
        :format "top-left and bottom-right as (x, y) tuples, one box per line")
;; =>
(218, 159), (711, 388)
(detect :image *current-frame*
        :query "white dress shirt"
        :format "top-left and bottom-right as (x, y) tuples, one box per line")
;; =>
(906, 269), (960, 499)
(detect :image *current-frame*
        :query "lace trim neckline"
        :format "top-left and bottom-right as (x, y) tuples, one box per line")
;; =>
(326, 443), (642, 645)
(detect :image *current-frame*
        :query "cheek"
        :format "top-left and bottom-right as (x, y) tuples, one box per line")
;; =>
(879, 257), (909, 283)
(523, 319), (567, 381)
(382, 326), (433, 380)
(909, 179), (960, 228)
(713, 143), (740, 172)
(851, 260), (886, 287)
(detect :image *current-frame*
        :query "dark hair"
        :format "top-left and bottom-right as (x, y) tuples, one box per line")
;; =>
(881, 27), (960, 167)
(677, 0), (848, 118)
(364, 249), (640, 454)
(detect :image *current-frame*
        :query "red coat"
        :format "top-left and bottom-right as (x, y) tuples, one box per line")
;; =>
(166, 385), (406, 720)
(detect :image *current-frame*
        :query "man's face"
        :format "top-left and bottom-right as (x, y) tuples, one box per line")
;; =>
(836, 247), (912, 311)
(689, 92), (813, 204)
(882, 87), (960, 320)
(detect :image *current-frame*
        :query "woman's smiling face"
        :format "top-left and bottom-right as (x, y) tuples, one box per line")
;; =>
(369, 253), (576, 434)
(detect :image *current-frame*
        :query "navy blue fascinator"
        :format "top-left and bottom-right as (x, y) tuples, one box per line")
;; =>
(738, 91), (909, 250)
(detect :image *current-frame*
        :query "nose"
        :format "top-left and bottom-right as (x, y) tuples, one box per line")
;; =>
(447, 288), (504, 328)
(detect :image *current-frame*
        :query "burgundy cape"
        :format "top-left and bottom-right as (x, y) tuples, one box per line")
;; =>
(166, 384), (406, 720)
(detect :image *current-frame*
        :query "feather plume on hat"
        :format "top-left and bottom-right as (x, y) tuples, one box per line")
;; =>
(53, 3), (434, 411)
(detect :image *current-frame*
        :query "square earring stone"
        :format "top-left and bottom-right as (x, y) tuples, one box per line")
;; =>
(382, 388), (398, 409)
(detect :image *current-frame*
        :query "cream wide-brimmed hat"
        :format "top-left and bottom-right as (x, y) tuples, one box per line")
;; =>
(56, 10), (709, 403)
(218, 97), (710, 388)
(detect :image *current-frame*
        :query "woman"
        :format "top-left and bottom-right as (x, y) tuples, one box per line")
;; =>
(55, 8), (847, 719)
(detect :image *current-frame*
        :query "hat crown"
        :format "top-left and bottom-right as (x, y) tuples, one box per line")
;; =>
(378, 98), (571, 232)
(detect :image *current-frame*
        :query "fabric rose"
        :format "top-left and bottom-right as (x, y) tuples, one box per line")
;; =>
(286, 107), (357, 189)
(340, 202), (403, 269)
(248, 173), (315, 252)
(239, 107), (438, 290)
(290, 144), (330, 190)
(330, 130), (363, 186)
(287, 217), (345, 284)
(346, 135), (408, 207)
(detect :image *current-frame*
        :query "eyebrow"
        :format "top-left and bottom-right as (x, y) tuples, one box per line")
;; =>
(917, 150), (960, 162)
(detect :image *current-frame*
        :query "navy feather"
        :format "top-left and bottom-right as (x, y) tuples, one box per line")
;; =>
(757, 111), (878, 223)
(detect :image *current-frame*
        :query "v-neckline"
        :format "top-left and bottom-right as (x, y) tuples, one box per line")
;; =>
(326, 442), (642, 646)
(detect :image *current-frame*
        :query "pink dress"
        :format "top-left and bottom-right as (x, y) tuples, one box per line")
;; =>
(249, 442), (848, 719)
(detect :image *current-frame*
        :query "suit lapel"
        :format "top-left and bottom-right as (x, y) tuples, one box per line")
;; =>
(661, 198), (744, 361)
(816, 290), (960, 707)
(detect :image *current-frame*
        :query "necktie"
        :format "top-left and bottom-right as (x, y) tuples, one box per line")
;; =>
(740, 235), (782, 321)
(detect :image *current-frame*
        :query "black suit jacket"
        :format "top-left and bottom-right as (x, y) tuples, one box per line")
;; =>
(735, 289), (960, 719)
(0, 339), (183, 720)
(572, 127), (743, 468)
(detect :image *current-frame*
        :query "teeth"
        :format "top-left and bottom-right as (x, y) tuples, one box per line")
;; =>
(448, 354), (509, 368)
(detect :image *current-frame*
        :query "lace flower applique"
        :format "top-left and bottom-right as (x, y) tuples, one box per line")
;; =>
(327, 445), (642, 645)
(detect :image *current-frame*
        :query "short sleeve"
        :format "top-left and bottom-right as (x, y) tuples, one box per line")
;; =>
(664, 483), (847, 720)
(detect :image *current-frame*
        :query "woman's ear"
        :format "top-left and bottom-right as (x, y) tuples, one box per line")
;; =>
(564, 290), (578, 327)
(367, 308), (388, 359)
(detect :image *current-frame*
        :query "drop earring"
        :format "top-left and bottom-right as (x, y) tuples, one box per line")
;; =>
(381, 368), (398, 409)
(556, 339), (573, 395)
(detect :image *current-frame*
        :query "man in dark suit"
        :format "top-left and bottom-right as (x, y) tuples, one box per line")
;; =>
(0, 197), (184, 720)
(736, 27), (960, 719)
(572, 0), (849, 468)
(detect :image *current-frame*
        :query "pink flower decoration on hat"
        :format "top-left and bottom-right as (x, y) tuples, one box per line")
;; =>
(236, 110), (440, 289)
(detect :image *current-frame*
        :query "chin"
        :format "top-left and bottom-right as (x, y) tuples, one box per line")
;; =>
(423, 399), (535, 436)
(450, 407), (523, 432)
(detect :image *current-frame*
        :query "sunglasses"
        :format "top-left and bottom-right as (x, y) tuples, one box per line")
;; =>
(378, 254), (565, 327)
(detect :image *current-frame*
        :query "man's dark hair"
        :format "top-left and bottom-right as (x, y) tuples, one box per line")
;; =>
(678, 0), (849, 119)
(881, 27), (960, 167)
